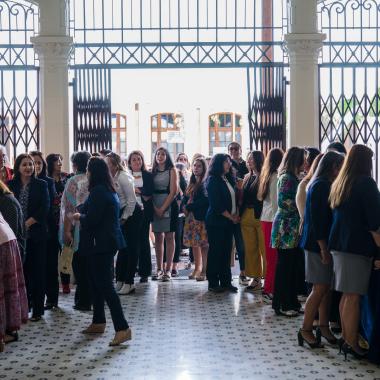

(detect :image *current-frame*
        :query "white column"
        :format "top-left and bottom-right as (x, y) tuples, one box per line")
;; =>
(31, 0), (73, 169)
(284, 0), (325, 147)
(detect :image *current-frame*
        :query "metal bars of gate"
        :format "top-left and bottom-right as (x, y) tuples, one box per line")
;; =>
(73, 68), (112, 152)
(247, 66), (286, 154)
(318, 0), (380, 181)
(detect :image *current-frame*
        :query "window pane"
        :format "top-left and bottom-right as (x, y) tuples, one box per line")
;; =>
(236, 132), (241, 144)
(225, 113), (232, 128)
(226, 131), (232, 141)
(161, 131), (167, 141)
(152, 115), (158, 129)
(168, 113), (174, 126)
(112, 115), (117, 128)
(112, 131), (117, 143)
(161, 114), (168, 129)
(120, 132), (126, 141)
(218, 131), (226, 142)
(210, 131), (216, 142)
(235, 114), (241, 128)
(152, 131), (158, 142)
(219, 114), (225, 127)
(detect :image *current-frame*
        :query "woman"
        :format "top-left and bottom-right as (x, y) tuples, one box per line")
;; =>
(329, 144), (380, 359)
(0, 145), (13, 184)
(30, 151), (59, 310)
(0, 213), (28, 352)
(205, 154), (239, 293)
(46, 153), (71, 294)
(106, 153), (143, 295)
(183, 157), (209, 281)
(127, 151), (154, 283)
(298, 151), (344, 348)
(72, 157), (131, 346)
(271, 147), (305, 317)
(258, 148), (283, 302)
(0, 180), (25, 260)
(240, 151), (265, 291)
(176, 153), (191, 181)
(8, 154), (50, 321)
(151, 147), (178, 282)
(59, 151), (92, 311)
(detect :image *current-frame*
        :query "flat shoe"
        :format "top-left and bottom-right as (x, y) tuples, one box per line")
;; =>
(82, 323), (106, 334)
(109, 328), (132, 346)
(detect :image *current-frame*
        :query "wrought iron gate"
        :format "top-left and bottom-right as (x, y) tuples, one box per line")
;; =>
(73, 68), (112, 152)
(247, 66), (286, 153)
(318, 0), (380, 180)
(0, 1), (39, 163)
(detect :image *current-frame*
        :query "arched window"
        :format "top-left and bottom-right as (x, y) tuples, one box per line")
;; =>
(111, 113), (127, 156)
(209, 112), (242, 156)
(151, 113), (184, 160)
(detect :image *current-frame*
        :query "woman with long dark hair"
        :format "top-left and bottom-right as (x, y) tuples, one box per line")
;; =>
(106, 152), (143, 295)
(151, 147), (178, 282)
(46, 153), (71, 294)
(271, 147), (305, 317)
(8, 154), (50, 321)
(205, 153), (239, 293)
(329, 145), (380, 359)
(257, 148), (283, 301)
(127, 150), (154, 282)
(183, 157), (209, 281)
(298, 151), (344, 348)
(72, 157), (131, 346)
(240, 151), (265, 291)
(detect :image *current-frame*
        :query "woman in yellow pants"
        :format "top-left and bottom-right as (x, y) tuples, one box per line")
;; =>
(240, 151), (266, 291)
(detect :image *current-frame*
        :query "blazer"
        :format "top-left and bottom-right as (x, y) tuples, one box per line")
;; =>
(205, 175), (234, 227)
(183, 183), (209, 221)
(39, 175), (57, 226)
(240, 174), (263, 219)
(8, 177), (50, 242)
(140, 170), (154, 221)
(329, 176), (380, 258)
(300, 178), (332, 253)
(79, 184), (126, 255)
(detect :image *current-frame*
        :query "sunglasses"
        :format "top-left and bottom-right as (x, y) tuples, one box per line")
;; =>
(229, 146), (239, 151)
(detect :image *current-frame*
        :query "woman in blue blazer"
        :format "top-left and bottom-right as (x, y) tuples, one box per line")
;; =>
(8, 154), (50, 321)
(73, 157), (131, 347)
(205, 154), (240, 293)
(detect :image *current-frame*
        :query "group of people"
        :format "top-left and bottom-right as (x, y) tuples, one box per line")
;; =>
(0, 141), (379, 365)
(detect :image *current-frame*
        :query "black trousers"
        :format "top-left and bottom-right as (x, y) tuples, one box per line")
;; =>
(72, 248), (92, 308)
(272, 248), (302, 312)
(174, 216), (185, 263)
(206, 223), (233, 288)
(138, 211), (152, 278)
(296, 249), (307, 296)
(116, 205), (143, 284)
(88, 253), (129, 332)
(45, 230), (60, 305)
(24, 238), (47, 317)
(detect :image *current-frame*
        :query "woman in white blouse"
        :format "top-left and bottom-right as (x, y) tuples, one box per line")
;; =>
(106, 153), (143, 295)
(257, 148), (283, 302)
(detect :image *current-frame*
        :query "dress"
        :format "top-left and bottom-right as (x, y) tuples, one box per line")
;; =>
(152, 169), (178, 233)
(0, 214), (28, 338)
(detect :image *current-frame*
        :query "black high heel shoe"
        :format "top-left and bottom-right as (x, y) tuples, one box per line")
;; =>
(338, 337), (345, 354)
(297, 329), (324, 349)
(341, 342), (368, 361)
(316, 326), (338, 345)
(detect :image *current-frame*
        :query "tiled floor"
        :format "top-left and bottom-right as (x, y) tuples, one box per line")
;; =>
(1, 274), (380, 380)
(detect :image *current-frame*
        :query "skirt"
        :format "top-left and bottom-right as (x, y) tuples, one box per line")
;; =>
(331, 251), (373, 295)
(0, 240), (28, 338)
(304, 250), (333, 285)
(241, 208), (266, 278)
(183, 213), (208, 248)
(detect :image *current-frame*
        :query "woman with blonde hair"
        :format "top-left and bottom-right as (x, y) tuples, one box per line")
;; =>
(329, 144), (380, 359)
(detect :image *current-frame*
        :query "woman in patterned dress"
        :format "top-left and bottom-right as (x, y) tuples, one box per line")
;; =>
(0, 213), (28, 352)
(183, 157), (209, 281)
(271, 147), (305, 317)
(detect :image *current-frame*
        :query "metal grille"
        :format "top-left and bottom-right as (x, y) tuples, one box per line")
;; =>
(69, 0), (288, 68)
(73, 68), (112, 152)
(0, 1), (39, 163)
(318, 0), (380, 181)
(247, 66), (286, 153)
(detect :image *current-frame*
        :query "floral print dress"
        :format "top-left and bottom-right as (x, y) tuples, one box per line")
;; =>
(271, 173), (300, 249)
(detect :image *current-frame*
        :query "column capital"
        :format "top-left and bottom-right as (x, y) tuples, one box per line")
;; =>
(31, 35), (73, 71)
(284, 33), (326, 65)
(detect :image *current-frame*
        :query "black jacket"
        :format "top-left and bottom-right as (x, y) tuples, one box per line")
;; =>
(8, 177), (50, 242)
(79, 184), (126, 255)
(183, 183), (209, 221)
(139, 170), (154, 221)
(205, 175), (235, 227)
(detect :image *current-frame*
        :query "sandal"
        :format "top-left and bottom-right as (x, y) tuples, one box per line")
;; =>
(317, 325), (338, 345)
(246, 279), (261, 292)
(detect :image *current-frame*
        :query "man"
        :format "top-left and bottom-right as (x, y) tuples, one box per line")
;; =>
(227, 142), (249, 286)
(228, 142), (248, 179)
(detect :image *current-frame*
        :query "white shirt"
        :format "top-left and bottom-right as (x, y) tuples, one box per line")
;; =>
(131, 171), (144, 208)
(223, 176), (237, 215)
(261, 172), (278, 222)
(114, 170), (137, 220)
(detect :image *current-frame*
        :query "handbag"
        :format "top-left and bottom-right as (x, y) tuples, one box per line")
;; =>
(59, 244), (74, 275)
